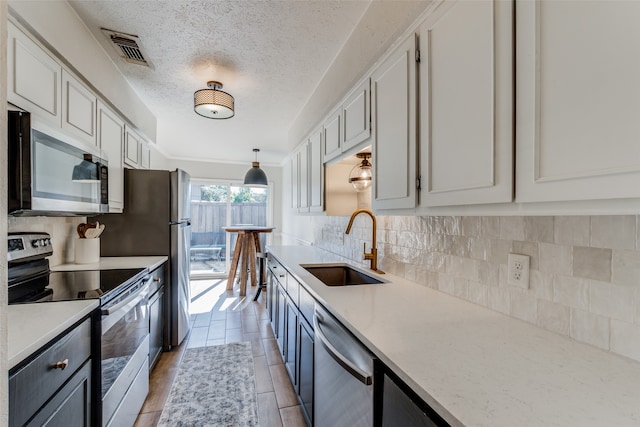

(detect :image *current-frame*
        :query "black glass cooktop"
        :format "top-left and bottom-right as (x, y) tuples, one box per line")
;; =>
(9, 268), (146, 305)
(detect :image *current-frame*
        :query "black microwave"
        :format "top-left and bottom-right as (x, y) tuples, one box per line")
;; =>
(8, 110), (109, 216)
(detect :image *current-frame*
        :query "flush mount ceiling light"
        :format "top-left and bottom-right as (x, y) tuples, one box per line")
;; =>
(194, 81), (234, 119)
(349, 152), (372, 192)
(244, 148), (268, 186)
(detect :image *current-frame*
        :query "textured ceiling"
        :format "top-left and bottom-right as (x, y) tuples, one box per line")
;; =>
(68, 0), (371, 165)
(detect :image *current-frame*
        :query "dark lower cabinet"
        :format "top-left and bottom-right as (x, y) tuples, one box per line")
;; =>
(268, 254), (315, 426)
(285, 295), (298, 384)
(9, 318), (93, 427)
(26, 361), (92, 427)
(276, 284), (286, 357)
(298, 318), (314, 425)
(149, 285), (164, 369)
(375, 362), (449, 427)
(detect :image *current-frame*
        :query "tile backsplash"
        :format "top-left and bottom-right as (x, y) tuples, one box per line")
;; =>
(9, 217), (86, 266)
(313, 215), (640, 363)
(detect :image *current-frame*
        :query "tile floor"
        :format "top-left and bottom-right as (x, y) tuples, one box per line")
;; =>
(134, 278), (307, 427)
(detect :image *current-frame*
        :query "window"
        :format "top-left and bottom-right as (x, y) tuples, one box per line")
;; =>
(190, 181), (271, 278)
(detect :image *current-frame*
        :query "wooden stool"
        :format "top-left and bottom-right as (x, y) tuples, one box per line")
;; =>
(253, 252), (268, 301)
(223, 226), (274, 296)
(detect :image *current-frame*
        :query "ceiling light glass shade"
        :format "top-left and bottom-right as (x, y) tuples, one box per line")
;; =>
(194, 81), (234, 119)
(349, 153), (372, 192)
(244, 149), (268, 186)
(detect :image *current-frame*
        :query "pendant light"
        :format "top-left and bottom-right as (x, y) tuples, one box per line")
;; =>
(244, 148), (268, 186)
(349, 153), (372, 192)
(194, 81), (234, 119)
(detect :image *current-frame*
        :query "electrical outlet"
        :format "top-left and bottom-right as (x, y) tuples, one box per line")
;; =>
(508, 253), (530, 289)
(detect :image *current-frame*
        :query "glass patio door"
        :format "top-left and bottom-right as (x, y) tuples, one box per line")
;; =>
(190, 181), (270, 279)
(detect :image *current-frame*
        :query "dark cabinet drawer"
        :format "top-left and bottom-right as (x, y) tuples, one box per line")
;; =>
(298, 285), (314, 325)
(10, 318), (92, 427)
(148, 263), (166, 295)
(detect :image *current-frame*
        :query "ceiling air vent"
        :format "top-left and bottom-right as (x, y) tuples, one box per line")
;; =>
(101, 28), (153, 68)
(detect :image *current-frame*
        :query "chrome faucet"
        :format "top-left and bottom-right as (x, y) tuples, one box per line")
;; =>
(345, 209), (384, 274)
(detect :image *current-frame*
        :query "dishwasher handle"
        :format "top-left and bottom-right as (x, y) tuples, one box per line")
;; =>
(314, 311), (373, 385)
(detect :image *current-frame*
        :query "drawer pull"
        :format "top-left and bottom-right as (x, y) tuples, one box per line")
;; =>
(153, 278), (161, 282)
(51, 359), (69, 370)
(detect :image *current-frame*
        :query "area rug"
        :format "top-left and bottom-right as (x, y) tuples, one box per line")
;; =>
(158, 342), (259, 427)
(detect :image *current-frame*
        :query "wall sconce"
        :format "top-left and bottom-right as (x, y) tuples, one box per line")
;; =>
(194, 81), (235, 119)
(349, 153), (372, 192)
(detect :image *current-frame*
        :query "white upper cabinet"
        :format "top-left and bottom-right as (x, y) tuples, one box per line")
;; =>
(140, 142), (151, 169)
(8, 21), (62, 126)
(291, 155), (299, 209)
(298, 142), (310, 213)
(323, 108), (342, 163)
(62, 70), (97, 147)
(342, 78), (371, 152)
(371, 34), (418, 210)
(97, 101), (125, 212)
(124, 125), (140, 168)
(516, 0), (640, 202)
(308, 129), (324, 212)
(419, 0), (513, 207)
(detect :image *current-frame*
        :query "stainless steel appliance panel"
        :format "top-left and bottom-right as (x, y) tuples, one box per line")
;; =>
(171, 219), (191, 345)
(101, 280), (150, 425)
(97, 168), (191, 348)
(104, 352), (149, 427)
(8, 111), (109, 216)
(314, 304), (375, 427)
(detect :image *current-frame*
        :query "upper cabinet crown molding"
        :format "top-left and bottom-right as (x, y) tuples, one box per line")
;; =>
(8, 20), (62, 127)
(516, 0), (640, 202)
(371, 33), (418, 210)
(419, 0), (513, 207)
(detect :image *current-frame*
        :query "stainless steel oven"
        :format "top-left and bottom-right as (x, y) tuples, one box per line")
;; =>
(8, 232), (151, 427)
(101, 276), (151, 427)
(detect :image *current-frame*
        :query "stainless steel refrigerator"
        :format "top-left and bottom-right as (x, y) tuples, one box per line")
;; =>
(97, 168), (191, 348)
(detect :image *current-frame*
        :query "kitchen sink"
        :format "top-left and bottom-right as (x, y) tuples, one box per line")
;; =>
(301, 264), (385, 286)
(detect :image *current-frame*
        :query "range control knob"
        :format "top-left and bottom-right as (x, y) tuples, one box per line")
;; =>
(31, 239), (40, 248)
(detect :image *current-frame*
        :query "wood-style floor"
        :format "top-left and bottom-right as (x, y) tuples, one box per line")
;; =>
(134, 278), (307, 427)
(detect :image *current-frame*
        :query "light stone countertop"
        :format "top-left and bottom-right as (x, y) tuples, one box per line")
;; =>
(8, 300), (98, 370)
(51, 256), (167, 272)
(268, 245), (640, 427)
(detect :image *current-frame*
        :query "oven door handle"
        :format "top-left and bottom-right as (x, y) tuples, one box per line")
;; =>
(101, 285), (148, 316)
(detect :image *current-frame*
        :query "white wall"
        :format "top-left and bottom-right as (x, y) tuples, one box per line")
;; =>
(8, 0), (157, 142)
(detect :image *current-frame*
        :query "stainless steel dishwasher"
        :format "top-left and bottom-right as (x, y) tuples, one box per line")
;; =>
(314, 303), (376, 427)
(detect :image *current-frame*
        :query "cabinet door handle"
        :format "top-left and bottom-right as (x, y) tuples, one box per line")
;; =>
(153, 277), (161, 282)
(51, 359), (69, 370)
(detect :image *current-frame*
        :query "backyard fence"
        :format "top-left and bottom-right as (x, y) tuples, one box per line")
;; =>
(190, 201), (267, 233)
